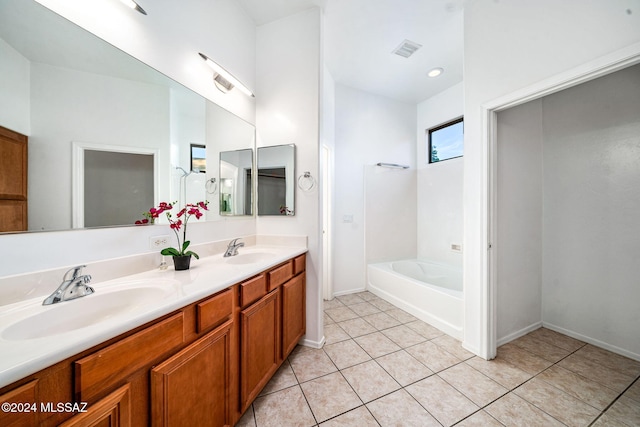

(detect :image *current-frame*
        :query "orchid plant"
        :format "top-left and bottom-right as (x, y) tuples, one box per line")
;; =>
(142, 201), (209, 259)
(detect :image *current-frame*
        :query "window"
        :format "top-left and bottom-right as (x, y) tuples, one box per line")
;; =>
(190, 144), (206, 172)
(428, 117), (463, 163)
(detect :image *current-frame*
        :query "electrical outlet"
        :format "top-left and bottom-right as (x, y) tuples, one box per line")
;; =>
(149, 235), (171, 250)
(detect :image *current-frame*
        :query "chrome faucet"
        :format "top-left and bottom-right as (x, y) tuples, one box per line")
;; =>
(223, 238), (245, 257)
(43, 265), (94, 305)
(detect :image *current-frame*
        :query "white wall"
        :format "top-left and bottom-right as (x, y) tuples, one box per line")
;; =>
(463, 0), (640, 357)
(416, 83), (464, 267)
(495, 100), (543, 343)
(0, 38), (30, 134)
(333, 84), (416, 295)
(541, 64), (640, 358)
(255, 8), (323, 346)
(1, 0), (258, 278)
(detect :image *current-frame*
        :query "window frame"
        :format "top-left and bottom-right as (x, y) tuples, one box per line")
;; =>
(427, 116), (464, 164)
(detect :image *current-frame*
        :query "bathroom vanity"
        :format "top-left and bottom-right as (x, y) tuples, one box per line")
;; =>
(0, 248), (306, 426)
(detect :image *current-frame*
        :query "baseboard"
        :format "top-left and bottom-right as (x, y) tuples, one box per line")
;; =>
(497, 321), (543, 347)
(331, 287), (366, 298)
(543, 322), (640, 362)
(300, 335), (325, 349)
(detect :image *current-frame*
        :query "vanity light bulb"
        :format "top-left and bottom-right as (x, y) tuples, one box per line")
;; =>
(120, 0), (147, 15)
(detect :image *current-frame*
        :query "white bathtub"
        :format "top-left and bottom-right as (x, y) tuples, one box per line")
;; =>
(367, 259), (463, 339)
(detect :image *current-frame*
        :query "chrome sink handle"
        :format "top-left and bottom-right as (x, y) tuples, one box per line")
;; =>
(43, 265), (94, 305)
(223, 238), (245, 257)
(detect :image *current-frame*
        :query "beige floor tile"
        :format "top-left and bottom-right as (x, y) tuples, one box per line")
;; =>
(253, 385), (316, 427)
(289, 348), (338, 383)
(323, 323), (350, 345)
(367, 298), (396, 311)
(405, 320), (444, 339)
(337, 317), (378, 338)
(438, 363), (508, 407)
(325, 306), (359, 322)
(465, 357), (532, 390)
(456, 410), (505, 427)
(259, 361), (298, 396)
(431, 334), (475, 361)
(407, 375), (479, 426)
(385, 307), (417, 323)
(486, 392), (565, 427)
(354, 291), (378, 301)
(605, 396), (640, 426)
(341, 360), (401, 402)
(319, 406), (378, 427)
(323, 339), (371, 369)
(236, 405), (257, 427)
(323, 312), (335, 325)
(336, 293), (366, 306)
(362, 312), (401, 330)
(624, 379), (640, 403)
(366, 389), (441, 427)
(323, 298), (344, 310)
(349, 301), (381, 317)
(513, 378), (600, 427)
(375, 350), (434, 387)
(381, 324), (427, 348)
(406, 340), (462, 373)
(300, 372), (362, 423)
(574, 345), (640, 378)
(536, 365), (619, 410)
(496, 343), (553, 375)
(528, 327), (585, 352)
(591, 413), (629, 427)
(510, 333), (572, 363)
(557, 353), (636, 392)
(354, 332), (401, 358)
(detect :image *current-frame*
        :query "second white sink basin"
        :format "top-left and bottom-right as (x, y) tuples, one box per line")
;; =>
(2, 280), (178, 341)
(224, 252), (276, 265)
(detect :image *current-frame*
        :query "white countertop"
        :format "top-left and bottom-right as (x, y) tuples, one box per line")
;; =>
(0, 244), (307, 388)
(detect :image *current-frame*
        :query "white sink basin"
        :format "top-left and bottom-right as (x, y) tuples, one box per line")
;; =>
(2, 279), (178, 341)
(224, 252), (276, 265)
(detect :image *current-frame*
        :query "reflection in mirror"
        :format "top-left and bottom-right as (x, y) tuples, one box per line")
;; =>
(0, 0), (255, 233)
(219, 149), (253, 216)
(257, 144), (296, 216)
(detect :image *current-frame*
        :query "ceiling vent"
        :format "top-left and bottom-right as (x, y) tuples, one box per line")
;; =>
(392, 39), (422, 58)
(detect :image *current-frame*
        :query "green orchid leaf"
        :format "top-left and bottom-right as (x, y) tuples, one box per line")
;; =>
(160, 247), (181, 257)
(184, 250), (199, 259)
(182, 240), (190, 251)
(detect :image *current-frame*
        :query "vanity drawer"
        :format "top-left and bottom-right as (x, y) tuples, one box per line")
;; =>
(267, 261), (293, 292)
(197, 288), (233, 332)
(75, 313), (184, 403)
(240, 274), (267, 308)
(293, 254), (306, 275)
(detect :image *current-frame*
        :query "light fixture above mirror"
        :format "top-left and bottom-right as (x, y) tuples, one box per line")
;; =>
(119, 0), (147, 15)
(198, 53), (255, 98)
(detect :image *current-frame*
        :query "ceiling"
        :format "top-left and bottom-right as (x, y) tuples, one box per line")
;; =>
(238, 0), (464, 104)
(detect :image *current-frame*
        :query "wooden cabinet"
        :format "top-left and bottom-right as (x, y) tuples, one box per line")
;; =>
(0, 125), (28, 232)
(239, 290), (280, 411)
(0, 252), (306, 427)
(151, 320), (233, 427)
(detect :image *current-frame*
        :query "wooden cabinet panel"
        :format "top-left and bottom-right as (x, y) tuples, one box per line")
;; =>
(0, 380), (38, 427)
(282, 274), (306, 357)
(75, 313), (184, 403)
(293, 254), (306, 275)
(59, 384), (131, 427)
(151, 320), (233, 427)
(239, 274), (266, 308)
(0, 126), (27, 200)
(0, 200), (27, 232)
(240, 290), (280, 410)
(196, 288), (232, 333)
(267, 261), (293, 292)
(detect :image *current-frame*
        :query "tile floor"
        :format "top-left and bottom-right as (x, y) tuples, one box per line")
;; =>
(236, 291), (640, 426)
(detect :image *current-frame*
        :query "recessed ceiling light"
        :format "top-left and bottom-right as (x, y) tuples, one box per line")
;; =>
(427, 67), (444, 78)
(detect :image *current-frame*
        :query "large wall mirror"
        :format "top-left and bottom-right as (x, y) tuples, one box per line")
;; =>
(0, 0), (255, 233)
(257, 144), (295, 216)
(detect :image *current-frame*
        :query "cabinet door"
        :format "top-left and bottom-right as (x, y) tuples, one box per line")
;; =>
(59, 384), (131, 427)
(0, 380), (38, 427)
(151, 320), (233, 427)
(240, 290), (280, 410)
(281, 273), (306, 358)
